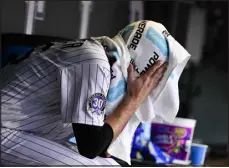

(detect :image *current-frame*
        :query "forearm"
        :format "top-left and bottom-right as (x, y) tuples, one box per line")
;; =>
(105, 96), (139, 141)
(72, 62), (166, 159)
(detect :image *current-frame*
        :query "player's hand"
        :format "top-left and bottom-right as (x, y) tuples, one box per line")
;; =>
(105, 61), (167, 142)
(126, 61), (167, 108)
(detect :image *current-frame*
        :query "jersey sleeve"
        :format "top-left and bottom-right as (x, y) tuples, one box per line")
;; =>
(59, 59), (111, 126)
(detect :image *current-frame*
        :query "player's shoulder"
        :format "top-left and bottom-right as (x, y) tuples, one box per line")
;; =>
(57, 38), (107, 60)
(54, 38), (110, 69)
(60, 37), (106, 53)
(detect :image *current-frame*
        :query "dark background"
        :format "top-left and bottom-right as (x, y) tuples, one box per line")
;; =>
(1, 0), (228, 166)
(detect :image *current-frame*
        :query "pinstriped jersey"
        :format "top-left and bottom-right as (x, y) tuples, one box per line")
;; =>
(1, 38), (111, 141)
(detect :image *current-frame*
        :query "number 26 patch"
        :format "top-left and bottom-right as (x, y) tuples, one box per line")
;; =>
(87, 93), (106, 115)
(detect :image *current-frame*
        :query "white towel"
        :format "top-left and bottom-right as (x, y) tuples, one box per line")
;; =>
(96, 20), (191, 165)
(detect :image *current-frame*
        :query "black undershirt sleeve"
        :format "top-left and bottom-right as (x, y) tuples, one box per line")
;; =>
(72, 123), (113, 159)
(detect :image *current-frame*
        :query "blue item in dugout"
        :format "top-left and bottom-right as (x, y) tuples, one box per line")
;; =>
(69, 137), (77, 143)
(131, 131), (174, 164)
(131, 123), (175, 164)
(189, 144), (208, 165)
(148, 141), (174, 164)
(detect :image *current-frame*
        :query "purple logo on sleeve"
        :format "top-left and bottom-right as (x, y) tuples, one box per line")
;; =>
(88, 93), (106, 115)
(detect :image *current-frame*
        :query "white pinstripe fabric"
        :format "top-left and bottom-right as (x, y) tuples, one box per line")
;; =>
(0, 39), (118, 166)
(1, 128), (119, 166)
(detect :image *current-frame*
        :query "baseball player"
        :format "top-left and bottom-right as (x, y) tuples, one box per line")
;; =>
(1, 25), (167, 165)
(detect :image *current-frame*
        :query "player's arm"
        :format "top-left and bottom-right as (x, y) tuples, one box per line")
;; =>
(72, 61), (166, 159)
(105, 61), (167, 142)
(59, 46), (166, 159)
(59, 45), (115, 159)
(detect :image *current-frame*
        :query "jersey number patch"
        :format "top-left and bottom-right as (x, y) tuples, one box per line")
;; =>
(88, 93), (106, 115)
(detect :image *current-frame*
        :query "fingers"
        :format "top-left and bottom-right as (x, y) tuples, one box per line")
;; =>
(127, 63), (135, 84)
(144, 61), (163, 77)
(151, 63), (167, 78)
(149, 63), (167, 88)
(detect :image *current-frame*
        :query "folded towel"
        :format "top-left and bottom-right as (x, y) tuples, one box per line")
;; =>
(96, 20), (191, 165)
